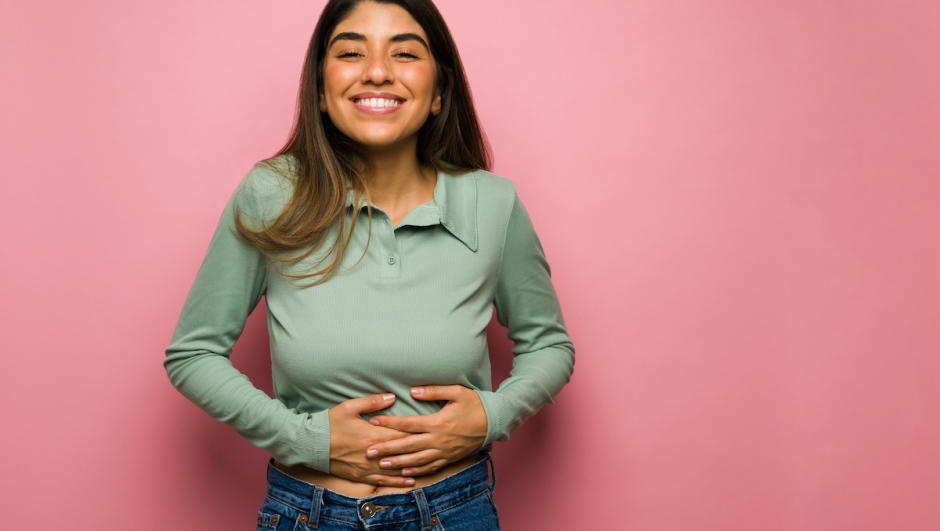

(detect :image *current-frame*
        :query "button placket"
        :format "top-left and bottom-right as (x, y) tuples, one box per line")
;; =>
(379, 215), (402, 279)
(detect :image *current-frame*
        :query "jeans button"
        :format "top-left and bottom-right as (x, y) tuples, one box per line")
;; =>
(360, 502), (377, 518)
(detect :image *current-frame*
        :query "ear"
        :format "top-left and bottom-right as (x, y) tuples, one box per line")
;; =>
(430, 89), (442, 116)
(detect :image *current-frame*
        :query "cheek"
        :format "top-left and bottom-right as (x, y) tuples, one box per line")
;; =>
(322, 64), (356, 101)
(399, 66), (437, 99)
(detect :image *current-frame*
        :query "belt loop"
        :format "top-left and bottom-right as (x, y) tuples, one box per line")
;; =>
(485, 454), (497, 492)
(412, 488), (432, 530)
(306, 486), (324, 528)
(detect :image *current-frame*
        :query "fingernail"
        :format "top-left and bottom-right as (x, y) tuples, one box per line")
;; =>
(369, 418), (380, 425)
(411, 386), (424, 396)
(402, 468), (413, 476)
(366, 449), (378, 458)
(380, 460), (392, 468)
(382, 393), (395, 401)
(405, 478), (415, 486)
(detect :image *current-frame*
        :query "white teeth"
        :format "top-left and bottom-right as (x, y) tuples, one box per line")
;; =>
(356, 98), (401, 108)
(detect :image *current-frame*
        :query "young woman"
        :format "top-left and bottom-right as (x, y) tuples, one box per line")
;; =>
(164, 0), (574, 529)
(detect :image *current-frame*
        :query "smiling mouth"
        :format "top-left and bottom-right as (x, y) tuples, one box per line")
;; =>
(353, 97), (403, 108)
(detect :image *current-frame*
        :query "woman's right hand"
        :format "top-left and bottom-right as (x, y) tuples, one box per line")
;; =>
(327, 393), (416, 487)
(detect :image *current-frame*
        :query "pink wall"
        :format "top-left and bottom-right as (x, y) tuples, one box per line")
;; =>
(1, 1), (938, 529)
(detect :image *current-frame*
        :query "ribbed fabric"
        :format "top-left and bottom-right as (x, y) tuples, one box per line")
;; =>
(164, 156), (575, 473)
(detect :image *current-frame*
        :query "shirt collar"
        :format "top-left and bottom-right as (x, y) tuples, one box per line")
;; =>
(345, 168), (479, 252)
(434, 168), (479, 252)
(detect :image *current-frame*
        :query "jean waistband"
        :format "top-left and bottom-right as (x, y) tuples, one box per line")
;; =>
(265, 453), (495, 527)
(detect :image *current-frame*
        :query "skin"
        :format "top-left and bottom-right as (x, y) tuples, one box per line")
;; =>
(272, 2), (488, 496)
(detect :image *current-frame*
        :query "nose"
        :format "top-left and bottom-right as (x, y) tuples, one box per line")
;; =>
(361, 52), (394, 85)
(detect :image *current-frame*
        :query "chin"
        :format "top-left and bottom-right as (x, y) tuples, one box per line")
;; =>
(349, 132), (414, 150)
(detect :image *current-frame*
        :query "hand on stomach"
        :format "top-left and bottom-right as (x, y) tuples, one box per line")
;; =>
(276, 386), (488, 497)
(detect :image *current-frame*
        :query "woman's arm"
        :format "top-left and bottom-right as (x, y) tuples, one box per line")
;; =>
(477, 192), (576, 444)
(164, 167), (334, 471)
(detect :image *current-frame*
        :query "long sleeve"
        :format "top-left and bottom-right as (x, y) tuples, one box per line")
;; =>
(476, 193), (575, 447)
(163, 165), (332, 472)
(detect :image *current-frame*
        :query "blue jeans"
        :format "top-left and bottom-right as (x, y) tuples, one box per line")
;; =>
(257, 454), (501, 530)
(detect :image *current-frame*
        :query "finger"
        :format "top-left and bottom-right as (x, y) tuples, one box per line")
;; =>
(363, 473), (416, 488)
(401, 458), (450, 477)
(367, 433), (434, 459)
(375, 449), (439, 470)
(410, 385), (468, 402)
(341, 393), (396, 415)
(363, 422), (414, 441)
(368, 413), (435, 434)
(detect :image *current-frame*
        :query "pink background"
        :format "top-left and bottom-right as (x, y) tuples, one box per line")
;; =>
(1, 1), (938, 529)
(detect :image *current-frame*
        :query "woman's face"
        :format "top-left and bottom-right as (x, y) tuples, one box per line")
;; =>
(320, 1), (441, 153)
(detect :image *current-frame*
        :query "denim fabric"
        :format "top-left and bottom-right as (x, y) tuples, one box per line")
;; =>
(257, 454), (500, 531)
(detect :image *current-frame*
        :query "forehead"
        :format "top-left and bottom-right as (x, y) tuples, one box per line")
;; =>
(330, 2), (427, 42)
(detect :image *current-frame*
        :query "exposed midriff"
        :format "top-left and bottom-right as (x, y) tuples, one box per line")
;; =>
(272, 452), (484, 497)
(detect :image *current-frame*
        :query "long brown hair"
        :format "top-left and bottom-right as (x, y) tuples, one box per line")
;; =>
(235, 0), (492, 285)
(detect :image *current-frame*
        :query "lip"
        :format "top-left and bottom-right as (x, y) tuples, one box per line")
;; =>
(349, 92), (405, 115)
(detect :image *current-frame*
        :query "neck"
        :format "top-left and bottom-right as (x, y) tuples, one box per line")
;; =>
(359, 139), (436, 223)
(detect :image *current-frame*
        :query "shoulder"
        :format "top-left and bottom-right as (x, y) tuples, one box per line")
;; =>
(466, 170), (540, 241)
(465, 168), (516, 198)
(234, 154), (297, 226)
(461, 169), (518, 218)
(446, 169), (522, 253)
(241, 154), (296, 198)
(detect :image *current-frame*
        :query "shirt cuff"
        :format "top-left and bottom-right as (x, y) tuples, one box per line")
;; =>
(474, 389), (516, 448)
(271, 408), (332, 473)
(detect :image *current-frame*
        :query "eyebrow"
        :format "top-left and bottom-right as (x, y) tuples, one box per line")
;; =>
(328, 32), (430, 52)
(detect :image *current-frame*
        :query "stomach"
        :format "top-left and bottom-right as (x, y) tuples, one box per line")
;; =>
(272, 452), (485, 497)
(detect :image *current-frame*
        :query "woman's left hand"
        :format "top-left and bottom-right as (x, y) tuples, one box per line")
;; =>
(366, 385), (488, 477)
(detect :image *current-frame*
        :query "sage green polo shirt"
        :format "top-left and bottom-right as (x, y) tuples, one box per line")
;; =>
(164, 156), (575, 473)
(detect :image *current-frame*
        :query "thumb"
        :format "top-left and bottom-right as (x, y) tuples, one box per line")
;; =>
(342, 392), (396, 416)
(410, 385), (466, 402)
